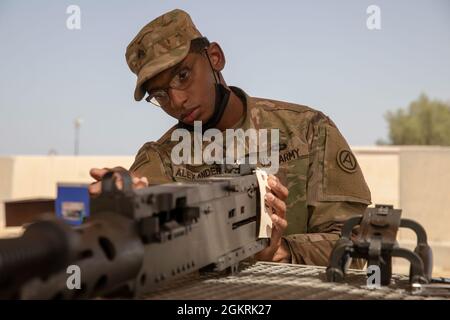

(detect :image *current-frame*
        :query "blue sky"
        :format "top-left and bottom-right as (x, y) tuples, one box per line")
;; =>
(1, 0), (449, 155)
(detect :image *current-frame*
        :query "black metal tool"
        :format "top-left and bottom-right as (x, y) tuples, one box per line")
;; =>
(326, 204), (433, 286)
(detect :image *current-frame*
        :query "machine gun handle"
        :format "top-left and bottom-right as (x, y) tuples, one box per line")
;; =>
(413, 244), (433, 281)
(100, 169), (133, 195)
(400, 218), (433, 281)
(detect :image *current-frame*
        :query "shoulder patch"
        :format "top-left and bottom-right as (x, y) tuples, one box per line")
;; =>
(320, 124), (371, 204)
(336, 148), (357, 173)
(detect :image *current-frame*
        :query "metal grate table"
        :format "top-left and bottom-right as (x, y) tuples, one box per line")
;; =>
(143, 262), (448, 300)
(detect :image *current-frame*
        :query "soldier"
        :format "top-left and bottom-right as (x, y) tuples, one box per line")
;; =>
(89, 9), (371, 266)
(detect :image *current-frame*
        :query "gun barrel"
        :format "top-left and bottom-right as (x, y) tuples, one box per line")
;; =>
(0, 220), (75, 298)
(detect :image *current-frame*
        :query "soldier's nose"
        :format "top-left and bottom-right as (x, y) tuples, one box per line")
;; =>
(169, 88), (189, 110)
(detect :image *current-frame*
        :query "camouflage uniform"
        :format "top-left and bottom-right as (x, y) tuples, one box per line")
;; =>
(126, 9), (371, 266)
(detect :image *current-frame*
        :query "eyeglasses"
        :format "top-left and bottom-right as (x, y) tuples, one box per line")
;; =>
(145, 54), (200, 108)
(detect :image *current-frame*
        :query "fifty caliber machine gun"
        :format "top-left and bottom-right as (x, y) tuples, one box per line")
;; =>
(0, 169), (268, 299)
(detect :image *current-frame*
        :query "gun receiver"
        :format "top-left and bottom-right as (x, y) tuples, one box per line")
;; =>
(0, 170), (268, 299)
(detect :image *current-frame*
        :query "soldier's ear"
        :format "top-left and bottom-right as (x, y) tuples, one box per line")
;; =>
(206, 42), (225, 72)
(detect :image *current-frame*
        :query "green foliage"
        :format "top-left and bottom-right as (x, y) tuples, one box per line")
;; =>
(382, 94), (450, 146)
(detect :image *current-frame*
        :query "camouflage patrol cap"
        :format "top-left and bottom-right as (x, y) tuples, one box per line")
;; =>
(125, 9), (203, 101)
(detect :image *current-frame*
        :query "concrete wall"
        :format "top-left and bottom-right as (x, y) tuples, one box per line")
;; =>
(399, 147), (450, 242)
(355, 147), (400, 209)
(0, 156), (134, 228)
(354, 146), (450, 275)
(0, 158), (14, 228)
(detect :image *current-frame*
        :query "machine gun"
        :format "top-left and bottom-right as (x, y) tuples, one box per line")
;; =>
(0, 169), (268, 299)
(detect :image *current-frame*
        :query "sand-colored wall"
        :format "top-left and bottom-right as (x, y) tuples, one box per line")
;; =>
(399, 148), (450, 242)
(0, 156), (134, 228)
(354, 146), (450, 275)
(0, 158), (14, 228)
(354, 147), (400, 209)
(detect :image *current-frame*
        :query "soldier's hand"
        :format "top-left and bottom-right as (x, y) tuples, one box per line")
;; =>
(255, 175), (291, 263)
(88, 167), (149, 197)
